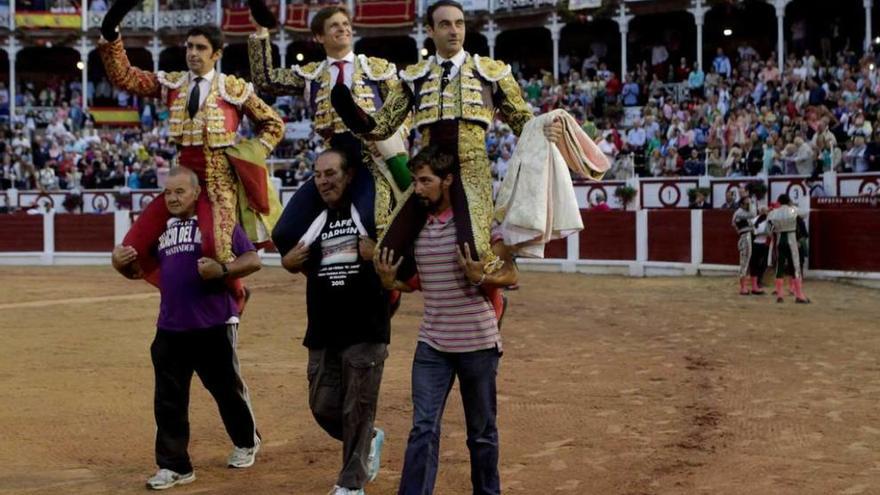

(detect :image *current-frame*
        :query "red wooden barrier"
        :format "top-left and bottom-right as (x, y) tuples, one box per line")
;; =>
(648, 210), (691, 262)
(54, 214), (115, 252)
(701, 209), (739, 265)
(580, 210), (636, 260)
(544, 238), (567, 259)
(0, 214), (43, 251)
(810, 210), (880, 272)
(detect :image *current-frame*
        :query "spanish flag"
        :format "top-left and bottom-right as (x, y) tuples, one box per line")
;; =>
(15, 12), (81, 29)
(90, 107), (141, 126)
(226, 138), (283, 247)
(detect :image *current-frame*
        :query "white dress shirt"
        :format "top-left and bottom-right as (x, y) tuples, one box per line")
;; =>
(188, 69), (215, 111)
(435, 50), (468, 80)
(326, 51), (356, 88)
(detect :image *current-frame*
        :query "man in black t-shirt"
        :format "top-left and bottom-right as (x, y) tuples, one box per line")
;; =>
(279, 149), (388, 495)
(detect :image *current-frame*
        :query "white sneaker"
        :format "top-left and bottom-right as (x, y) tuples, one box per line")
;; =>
(367, 428), (385, 482)
(145, 469), (195, 490)
(227, 437), (260, 468)
(328, 486), (365, 495)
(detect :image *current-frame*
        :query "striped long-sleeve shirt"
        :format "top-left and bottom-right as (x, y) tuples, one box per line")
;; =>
(414, 208), (501, 353)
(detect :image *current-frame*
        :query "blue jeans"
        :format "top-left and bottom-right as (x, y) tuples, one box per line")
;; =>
(398, 342), (501, 495)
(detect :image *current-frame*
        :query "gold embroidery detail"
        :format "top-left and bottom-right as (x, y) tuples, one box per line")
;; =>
(495, 72), (533, 136)
(242, 92), (284, 153)
(247, 36), (306, 97)
(376, 185), (413, 248)
(462, 88), (483, 104)
(418, 91), (440, 110)
(358, 54), (397, 81)
(400, 59), (432, 82)
(293, 61), (325, 80)
(405, 55), (499, 131)
(473, 54), (512, 82)
(157, 71), (187, 90)
(204, 148), (237, 263)
(456, 122), (498, 270)
(218, 74), (253, 107)
(368, 157), (394, 237)
(168, 77), (237, 148)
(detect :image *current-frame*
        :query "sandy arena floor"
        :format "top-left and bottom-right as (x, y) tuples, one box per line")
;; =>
(0, 266), (878, 495)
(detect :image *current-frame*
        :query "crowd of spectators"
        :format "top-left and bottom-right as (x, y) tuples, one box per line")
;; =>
(0, 110), (322, 195)
(1, 77), (162, 119)
(0, 122), (176, 193)
(498, 43), (880, 182)
(6, 39), (880, 207)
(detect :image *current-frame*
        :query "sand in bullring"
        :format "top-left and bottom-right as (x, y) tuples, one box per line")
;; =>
(0, 267), (877, 495)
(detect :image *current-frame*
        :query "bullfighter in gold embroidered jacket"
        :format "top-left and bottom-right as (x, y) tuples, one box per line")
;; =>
(331, 1), (560, 277)
(246, 4), (411, 255)
(98, 20), (283, 305)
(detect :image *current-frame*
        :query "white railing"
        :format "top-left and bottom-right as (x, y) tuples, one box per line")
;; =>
(87, 7), (217, 31)
(156, 8), (217, 29)
(88, 9), (155, 30)
(417, 0), (555, 14)
(4, 172), (879, 214)
(494, 0), (556, 10)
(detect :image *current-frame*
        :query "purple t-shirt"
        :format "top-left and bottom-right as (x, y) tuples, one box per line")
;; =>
(155, 216), (255, 331)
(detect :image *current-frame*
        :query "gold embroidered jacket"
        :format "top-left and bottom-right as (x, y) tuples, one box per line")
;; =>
(247, 33), (410, 235)
(98, 36), (284, 262)
(354, 52), (534, 268)
(99, 37), (284, 153)
(248, 34), (399, 139)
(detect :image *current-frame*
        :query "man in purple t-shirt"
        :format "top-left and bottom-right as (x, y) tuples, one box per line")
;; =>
(111, 167), (263, 491)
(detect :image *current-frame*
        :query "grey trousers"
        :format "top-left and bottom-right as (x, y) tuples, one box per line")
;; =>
(308, 342), (388, 489)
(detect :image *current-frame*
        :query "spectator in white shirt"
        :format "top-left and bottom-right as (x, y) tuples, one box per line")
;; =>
(626, 120), (647, 151)
(713, 48), (732, 78)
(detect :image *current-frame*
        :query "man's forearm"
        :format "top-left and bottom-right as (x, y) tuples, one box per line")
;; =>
(243, 93), (285, 153)
(247, 34), (305, 97)
(226, 251), (261, 279)
(113, 261), (143, 280)
(97, 37), (161, 98)
(481, 265), (517, 288)
(495, 74), (533, 136)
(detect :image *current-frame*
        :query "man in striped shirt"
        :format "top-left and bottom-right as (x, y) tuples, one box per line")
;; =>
(375, 145), (518, 495)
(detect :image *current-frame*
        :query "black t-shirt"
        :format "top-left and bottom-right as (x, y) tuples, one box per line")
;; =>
(303, 206), (390, 350)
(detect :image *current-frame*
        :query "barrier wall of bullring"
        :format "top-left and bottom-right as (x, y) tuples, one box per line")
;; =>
(1, 172), (878, 282)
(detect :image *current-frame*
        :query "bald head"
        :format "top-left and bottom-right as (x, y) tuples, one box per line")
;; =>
(168, 166), (199, 188)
